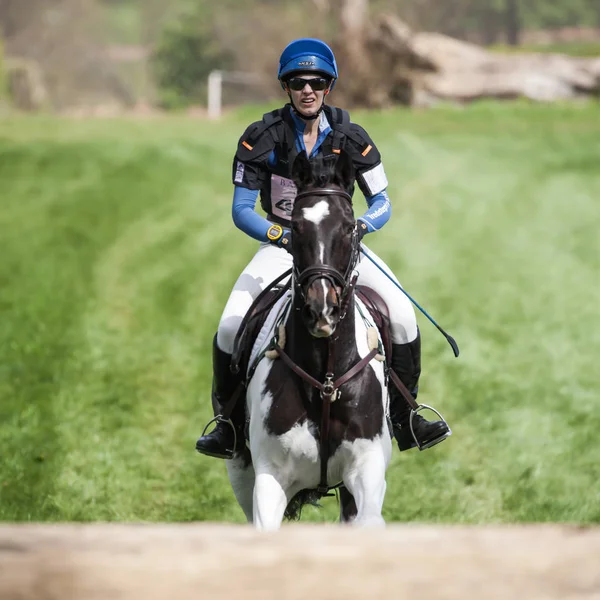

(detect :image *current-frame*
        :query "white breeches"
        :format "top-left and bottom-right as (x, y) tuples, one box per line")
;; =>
(217, 242), (418, 354)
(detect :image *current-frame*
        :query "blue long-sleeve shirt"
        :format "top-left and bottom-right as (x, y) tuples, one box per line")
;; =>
(232, 186), (391, 241)
(232, 110), (391, 242)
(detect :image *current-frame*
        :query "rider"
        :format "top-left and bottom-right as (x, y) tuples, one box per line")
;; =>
(196, 38), (451, 459)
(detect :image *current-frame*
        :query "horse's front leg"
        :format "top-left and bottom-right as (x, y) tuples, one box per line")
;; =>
(252, 469), (288, 531)
(343, 441), (388, 527)
(339, 486), (358, 524)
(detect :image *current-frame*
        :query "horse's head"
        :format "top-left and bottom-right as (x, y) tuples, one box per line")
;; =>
(290, 150), (359, 338)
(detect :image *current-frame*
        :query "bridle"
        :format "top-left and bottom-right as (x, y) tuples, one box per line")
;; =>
(292, 187), (360, 317)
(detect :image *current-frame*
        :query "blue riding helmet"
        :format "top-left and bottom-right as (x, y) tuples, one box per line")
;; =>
(278, 38), (338, 89)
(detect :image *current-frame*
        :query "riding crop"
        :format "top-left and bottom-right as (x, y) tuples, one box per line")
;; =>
(359, 245), (460, 358)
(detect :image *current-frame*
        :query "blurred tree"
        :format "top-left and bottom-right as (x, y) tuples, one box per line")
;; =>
(506, 0), (520, 45)
(374, 0), (599, 43)
(1, 0), (139, 110)
(139, 0), (170, 102)
(0, 0), (47, 37)
(340, 0), (369, 34)
(151, 3), (233, 109)
(521, 0), (599, 28)
(0, 37), (5, 103)
(335, 0), (370, 102)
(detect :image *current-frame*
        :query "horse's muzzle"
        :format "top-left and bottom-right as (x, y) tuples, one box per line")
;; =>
(302, 302), (339, 338)
(311, 321), (335, 338)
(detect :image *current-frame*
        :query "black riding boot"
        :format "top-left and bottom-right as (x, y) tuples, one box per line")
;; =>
(389, 333), (451, 451)
(195, 334), (245, 459)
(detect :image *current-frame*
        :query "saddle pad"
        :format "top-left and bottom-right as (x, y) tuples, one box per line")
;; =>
(355, 293), (382, 339)
(248, 291), (292, 376)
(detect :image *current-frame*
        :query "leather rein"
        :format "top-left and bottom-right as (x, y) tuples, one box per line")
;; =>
(275, 342), (378, 495)
(274, 187), (376, 495)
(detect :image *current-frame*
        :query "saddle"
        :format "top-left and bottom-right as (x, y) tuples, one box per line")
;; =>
(356, 285), (392, 361)
(231, 274), (292, 379)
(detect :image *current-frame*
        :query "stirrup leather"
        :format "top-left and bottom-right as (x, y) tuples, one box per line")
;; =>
(409, 404), (452, 451)
(200, 415), (238, 459)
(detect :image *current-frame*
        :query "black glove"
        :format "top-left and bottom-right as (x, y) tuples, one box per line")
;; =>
(356, 220), (368, 242)
(266, 224), (292, 253)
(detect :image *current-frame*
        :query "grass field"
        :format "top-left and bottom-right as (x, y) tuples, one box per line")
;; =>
(0, 102), (599, 524)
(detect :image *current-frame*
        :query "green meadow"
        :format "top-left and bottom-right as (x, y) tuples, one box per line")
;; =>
(0, 102), (599, 523)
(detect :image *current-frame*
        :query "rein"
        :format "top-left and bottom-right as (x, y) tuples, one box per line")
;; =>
(274, 339), (378, 495)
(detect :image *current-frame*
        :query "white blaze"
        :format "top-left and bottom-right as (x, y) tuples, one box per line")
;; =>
(302, 200), (330, 224)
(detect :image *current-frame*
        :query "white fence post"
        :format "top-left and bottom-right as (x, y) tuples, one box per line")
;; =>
(208, 70), (223, 120)
(207, 70), (269, 119)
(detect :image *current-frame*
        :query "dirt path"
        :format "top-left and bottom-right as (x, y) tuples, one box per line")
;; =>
(1, 524), (599, 599)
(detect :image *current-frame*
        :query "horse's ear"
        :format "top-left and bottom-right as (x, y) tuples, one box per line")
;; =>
(291, 151), (313, 189)
(335, 150), (354, 190)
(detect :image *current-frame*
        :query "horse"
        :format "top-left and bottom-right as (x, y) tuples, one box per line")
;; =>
(226, 150), (392, 530)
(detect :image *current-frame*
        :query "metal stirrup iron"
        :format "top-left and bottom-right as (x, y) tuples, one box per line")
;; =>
(409, 404), (452, 451)
(200, 416), (238, 459)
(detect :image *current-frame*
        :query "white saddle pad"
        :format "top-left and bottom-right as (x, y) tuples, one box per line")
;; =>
(248, 292), (291, 377)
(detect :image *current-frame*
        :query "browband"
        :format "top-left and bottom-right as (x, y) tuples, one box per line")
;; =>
(295, 188), (352, 204)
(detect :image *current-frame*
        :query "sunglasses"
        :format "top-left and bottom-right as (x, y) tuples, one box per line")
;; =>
(286, 77), (331, 92)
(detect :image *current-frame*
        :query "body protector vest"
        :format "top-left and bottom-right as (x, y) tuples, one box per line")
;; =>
(232, 104), (388, 225)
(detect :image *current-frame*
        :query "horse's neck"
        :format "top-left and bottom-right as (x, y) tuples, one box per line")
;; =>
(287, 294), (357, 378)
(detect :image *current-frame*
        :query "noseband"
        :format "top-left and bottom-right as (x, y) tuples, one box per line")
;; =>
(293, 188), (360, 313)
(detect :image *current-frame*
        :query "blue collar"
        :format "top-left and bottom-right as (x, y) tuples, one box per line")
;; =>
(290, 110), (332, 158)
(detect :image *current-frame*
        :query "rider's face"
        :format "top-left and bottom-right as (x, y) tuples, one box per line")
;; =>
(285, 75), (330, 119)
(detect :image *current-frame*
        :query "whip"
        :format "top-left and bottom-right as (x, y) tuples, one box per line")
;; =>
(360, 245), (460, 357)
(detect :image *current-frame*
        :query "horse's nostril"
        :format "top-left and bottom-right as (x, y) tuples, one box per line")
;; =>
(302, 304), (319, 323)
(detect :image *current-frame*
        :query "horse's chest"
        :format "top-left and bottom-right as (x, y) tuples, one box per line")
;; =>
(272, 419), (320, 463)
(264, 359), (383, 444)
(264, 383), (322, 462)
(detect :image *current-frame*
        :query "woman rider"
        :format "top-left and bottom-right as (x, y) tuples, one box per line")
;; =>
(196, 38), (451, 459)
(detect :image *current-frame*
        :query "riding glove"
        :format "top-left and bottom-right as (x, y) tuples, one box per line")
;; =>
(356, 219), (369, 242)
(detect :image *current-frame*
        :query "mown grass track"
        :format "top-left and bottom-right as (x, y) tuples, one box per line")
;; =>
(0, 103), (599, 523)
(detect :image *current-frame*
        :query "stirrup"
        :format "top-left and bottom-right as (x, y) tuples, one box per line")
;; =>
(409, 404), (452, 451)
(200, 415), (238, 459)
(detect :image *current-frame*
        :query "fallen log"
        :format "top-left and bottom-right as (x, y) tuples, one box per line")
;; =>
(1, 524), (599, 600)
(351, 15), (600, 106)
